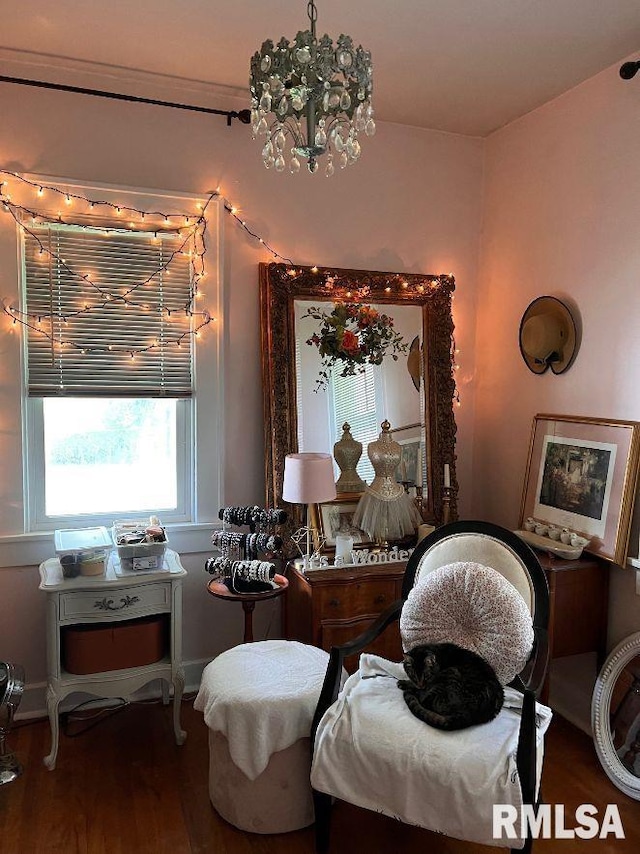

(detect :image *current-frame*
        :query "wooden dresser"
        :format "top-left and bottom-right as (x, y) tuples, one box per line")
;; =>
(284, 551), (611, 689)
(284, 561), (406, 672)
(537, 552), (610, 702)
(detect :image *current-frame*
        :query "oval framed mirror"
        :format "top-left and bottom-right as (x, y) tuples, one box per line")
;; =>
(259, 262), (457, 531)
(591, 631), (640, 800)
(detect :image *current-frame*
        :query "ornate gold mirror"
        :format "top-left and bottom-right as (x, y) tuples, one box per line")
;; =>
(260, 262), (457, 529)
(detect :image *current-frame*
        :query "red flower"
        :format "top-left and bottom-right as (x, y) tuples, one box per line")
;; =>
(340, 329), (360, 354)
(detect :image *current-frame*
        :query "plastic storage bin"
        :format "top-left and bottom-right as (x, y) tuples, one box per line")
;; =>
(54, 526), (112, 577)
(113, 520), (168, 571)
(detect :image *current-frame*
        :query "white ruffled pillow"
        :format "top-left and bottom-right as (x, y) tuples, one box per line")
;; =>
(400, 561), (534, 685)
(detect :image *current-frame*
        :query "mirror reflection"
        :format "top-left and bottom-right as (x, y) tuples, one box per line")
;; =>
(610, 653), (640, 776)
(294, 300), (423, 485)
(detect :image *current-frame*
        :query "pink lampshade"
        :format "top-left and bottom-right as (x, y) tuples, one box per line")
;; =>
(282, 453), (337, 505)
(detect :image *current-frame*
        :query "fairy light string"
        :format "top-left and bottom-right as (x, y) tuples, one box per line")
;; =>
(0, 171), (218, 356)
(5, 207), (206, 315)
(222, 198), (293, 265)
(451, 333), (461, 407)
(0, 169), (458, 397)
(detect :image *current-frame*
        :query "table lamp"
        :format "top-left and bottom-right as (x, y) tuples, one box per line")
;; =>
(282, 452), (337, 568)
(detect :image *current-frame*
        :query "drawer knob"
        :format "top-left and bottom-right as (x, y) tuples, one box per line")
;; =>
(374, 594), (386, 605)
(329, 598), (341, 608)
(94, 595), (141, 611)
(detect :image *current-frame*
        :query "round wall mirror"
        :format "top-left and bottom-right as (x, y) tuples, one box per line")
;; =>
(591, 632), (640, 799)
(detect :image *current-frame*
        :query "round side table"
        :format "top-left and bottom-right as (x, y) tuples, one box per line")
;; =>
(207, 574), (289, 643)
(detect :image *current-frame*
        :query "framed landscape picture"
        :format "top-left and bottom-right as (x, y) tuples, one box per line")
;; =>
(519, 414), (640, 564)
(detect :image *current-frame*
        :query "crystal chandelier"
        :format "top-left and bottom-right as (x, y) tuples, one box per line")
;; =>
(249, 0), (375, 176)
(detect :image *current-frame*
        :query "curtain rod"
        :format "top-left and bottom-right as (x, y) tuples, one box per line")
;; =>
(0, 74), (252, 125)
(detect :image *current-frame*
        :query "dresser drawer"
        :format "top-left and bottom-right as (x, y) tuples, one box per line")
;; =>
(60, 582), (171, 621)
(316, 579), (397, 620)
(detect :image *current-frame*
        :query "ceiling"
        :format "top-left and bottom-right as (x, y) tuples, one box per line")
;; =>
(2, 0), (640, 136)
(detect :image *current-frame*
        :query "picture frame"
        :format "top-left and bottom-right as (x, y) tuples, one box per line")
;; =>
(519, 414), (640, 564)
(395, 437), (422, 485)
(311, 494), (372, 551)
(390, 423), (424, 487)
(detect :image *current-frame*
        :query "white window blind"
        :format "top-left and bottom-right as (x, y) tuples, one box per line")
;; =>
(295, 335), (305, 448)
(23, 222), (194, 397)
(330, 364), (380, 483)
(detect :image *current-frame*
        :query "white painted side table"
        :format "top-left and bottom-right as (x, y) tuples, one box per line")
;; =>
(38, 548), (187, 769)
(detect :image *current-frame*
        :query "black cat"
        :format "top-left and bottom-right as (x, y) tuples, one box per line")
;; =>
(398, 642), (504, 731)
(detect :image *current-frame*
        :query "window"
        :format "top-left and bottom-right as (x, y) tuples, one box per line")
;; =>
(34, 396), (188, 519)
(16, 182), (222, 533)
(329, 363), (384, 483)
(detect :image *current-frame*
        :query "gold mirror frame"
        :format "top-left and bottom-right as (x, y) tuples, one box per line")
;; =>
(259, 262), (458, 532)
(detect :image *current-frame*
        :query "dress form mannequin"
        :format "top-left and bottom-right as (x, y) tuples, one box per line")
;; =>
(333, 423), (367, 493)
(353, 421), (422, 544)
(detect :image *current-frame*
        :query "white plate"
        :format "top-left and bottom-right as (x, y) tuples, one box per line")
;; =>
(513, 529), (585, 560)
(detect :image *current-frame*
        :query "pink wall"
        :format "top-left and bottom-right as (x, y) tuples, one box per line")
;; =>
(475, 56), (640, 647)
(0, 69), (483, 704)
(3, 49), (638, 707)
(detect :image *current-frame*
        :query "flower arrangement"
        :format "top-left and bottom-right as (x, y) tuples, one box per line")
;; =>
(303, 302), (407, 390)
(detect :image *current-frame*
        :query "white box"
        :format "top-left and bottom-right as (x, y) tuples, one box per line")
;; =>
(54, 526), (112, 577)
(112, 520), (168, 572)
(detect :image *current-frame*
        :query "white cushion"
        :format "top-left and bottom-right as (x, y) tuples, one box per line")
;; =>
(400, 561), (534, 685)
(194, 640), (331, 779)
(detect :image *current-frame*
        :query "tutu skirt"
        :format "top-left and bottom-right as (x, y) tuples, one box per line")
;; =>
(353, 489), (422, 542)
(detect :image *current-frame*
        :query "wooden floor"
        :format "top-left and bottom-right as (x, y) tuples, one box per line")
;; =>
(0, 699), (638, 853)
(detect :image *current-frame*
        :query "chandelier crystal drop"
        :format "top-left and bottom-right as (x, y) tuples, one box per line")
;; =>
(249, 0), (375, 176)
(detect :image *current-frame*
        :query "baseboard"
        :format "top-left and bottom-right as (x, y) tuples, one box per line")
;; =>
(15, 656), (213, 721)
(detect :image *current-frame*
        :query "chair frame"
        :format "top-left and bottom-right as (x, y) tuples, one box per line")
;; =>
(310, 520), (550, 854)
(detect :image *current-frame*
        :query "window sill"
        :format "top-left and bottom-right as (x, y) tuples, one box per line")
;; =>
(0, 523), (217, 569)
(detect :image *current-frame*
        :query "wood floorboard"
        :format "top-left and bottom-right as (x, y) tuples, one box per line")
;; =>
(0, 700), (638, 853)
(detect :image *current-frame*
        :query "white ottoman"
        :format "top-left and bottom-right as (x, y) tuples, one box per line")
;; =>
(194, 640), (332, 834)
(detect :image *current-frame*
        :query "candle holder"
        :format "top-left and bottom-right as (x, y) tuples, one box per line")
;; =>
(414, 485), (428, 520)
(442, 486), (452, 526)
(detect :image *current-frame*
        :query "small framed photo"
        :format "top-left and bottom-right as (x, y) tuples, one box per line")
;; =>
(519, 414), (640, 564)
(390, 423), (424, 487)
(312, 495), (372, 550)
(395, 438), (421, 485)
